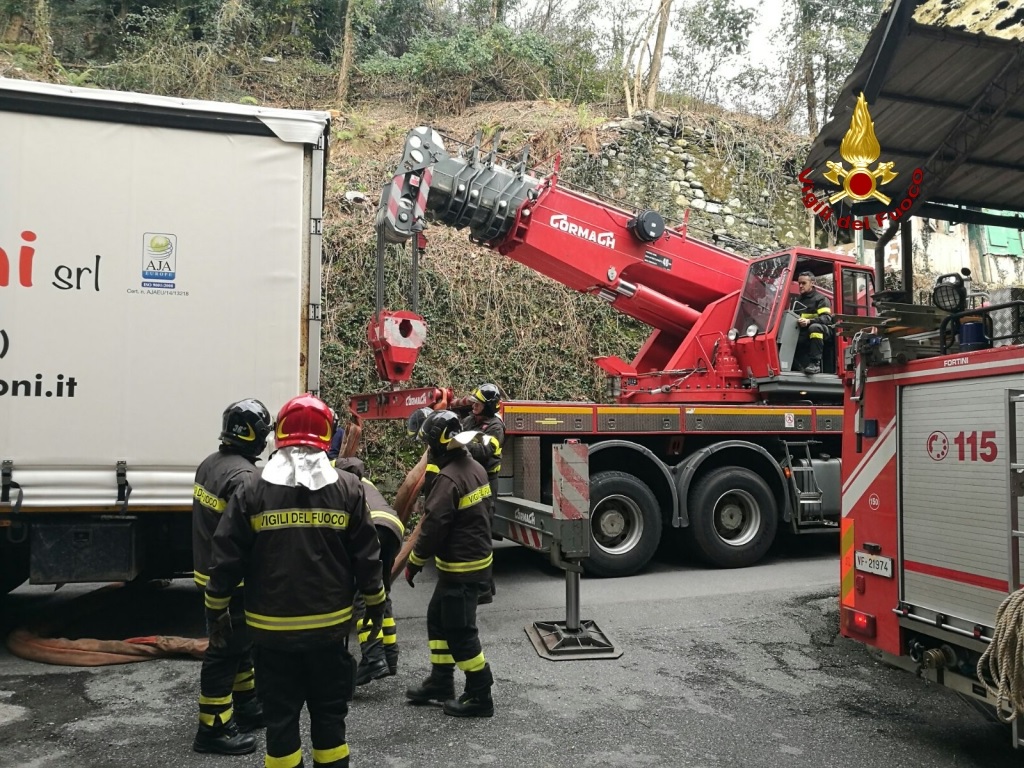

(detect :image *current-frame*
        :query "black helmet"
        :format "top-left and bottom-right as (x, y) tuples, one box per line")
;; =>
(420, 410), (463, 454)
(220, 398), (272, 456)
(407, 406), (433, 440)
(471, 382), (502, 416)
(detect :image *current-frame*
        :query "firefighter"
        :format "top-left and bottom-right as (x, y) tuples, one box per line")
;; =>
(191, 397), (272, 756)
(332, 456), (404, 686)
(456, 383), (504, 604)
(793, 271), (833, 375)
(404, 410), (495, 718)
(205, 394), (386, 768)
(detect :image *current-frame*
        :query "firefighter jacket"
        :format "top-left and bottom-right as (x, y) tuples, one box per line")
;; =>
(331, 457), (404, 549)
(460, 413), (504, 478)
(408, 447), (493, 583)
(794, 288), (833, 328)
(204, 471), (385, 651)
(192, 447), (258, 589)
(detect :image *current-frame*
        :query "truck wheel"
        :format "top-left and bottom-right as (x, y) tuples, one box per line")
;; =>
(0, 545), (29, 594)
(688, 466), (777, 568)
(585, 471), (662, 578)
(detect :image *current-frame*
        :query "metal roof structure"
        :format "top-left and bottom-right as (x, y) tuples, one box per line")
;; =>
(804, 0), (1024, 242)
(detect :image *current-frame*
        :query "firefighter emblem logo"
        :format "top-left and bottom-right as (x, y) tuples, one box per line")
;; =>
(823, 93), (898, 205)
(927, 431), (949, 461)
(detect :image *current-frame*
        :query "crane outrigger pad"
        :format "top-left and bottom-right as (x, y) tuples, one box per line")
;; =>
(525, 618), (622, 661)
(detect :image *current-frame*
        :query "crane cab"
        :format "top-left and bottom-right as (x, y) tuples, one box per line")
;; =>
(732, 249), (876, 403)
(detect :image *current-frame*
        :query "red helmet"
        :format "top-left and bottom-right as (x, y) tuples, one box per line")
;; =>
(274, 394), (334, 451)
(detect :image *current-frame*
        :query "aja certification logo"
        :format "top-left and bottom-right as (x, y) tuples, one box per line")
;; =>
(141, 233), (177, 289)
(799, 93), (924, 230)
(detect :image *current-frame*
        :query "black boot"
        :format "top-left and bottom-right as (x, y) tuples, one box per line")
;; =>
(443, 664), (494, 718)
(192, 719), (258, 755)
(355, 640), (389, 686)
(384, 644), (399, 676)
(406, 667), (455, 704)
(234, 695), (265, 732)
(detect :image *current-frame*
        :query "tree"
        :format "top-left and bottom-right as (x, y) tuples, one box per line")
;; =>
(643, 0), (670, 109)
(665, 0), (757, 105)
(336, 0), (355, 103)
(784, 0), (884, 135)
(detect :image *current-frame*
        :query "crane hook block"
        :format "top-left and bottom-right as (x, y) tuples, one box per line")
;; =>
(367, 310), (427, 384)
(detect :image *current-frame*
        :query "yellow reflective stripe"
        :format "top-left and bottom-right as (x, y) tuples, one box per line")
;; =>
(383, 617), (396, 628)
(489, 464), (501, 474)
(194, 483), (227, 512)
(205, 593), (230, 611)
(817, 306), (832, 314)
(435, 553), (493, 573)
(193, 571), (209, 587)
(250, 509), (350, 532)
(199, 693), (232, 706)
(429, 639), (449, 650)
(426, 464), (439, 474)
(485, 435), (501, 452)
(800, 312), (817, 319)
(458, 484), (492, 509)
(233, 672), (255, 692)
(245, 606), (353, 632)
(199, 708), (232, 726)
(409, 551), (427, 567)
(431, 654), (455, 665)
(809, 332), (824, 340)
(265, 749), (303, 768)
(370, 509), (405, 536)
(383, 634), (397, 645)
(312, 744), (350, 764)
(363, 587), (386, 607)
(456, 652), (487, 672)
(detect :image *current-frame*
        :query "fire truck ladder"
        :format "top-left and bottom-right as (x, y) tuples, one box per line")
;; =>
(1004, 389), (1024, 747)
(780, 441), (827, 530)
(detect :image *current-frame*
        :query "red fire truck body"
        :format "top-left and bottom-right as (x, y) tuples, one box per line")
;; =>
(841, 320), (1024, 730)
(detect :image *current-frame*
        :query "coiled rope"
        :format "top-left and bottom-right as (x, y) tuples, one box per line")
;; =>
(977, 588), (1024, 723)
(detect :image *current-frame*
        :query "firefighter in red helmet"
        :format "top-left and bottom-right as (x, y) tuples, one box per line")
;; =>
(191, 398), (272, 756)
(205, 394), (385, 768)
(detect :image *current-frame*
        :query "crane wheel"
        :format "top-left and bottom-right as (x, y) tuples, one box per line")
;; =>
(688, 466), (778, 568)
(583, 471), (662, 578)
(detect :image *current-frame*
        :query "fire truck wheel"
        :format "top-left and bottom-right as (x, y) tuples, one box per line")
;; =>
(0, 544), (29, 595)
(585, 471), (662, 578)
(688, 467), (778, 568)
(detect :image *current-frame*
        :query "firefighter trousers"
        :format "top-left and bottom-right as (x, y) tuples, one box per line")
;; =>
(198, 592), (256, 727)
(353, 532), (399, 666)
(426, 580), (491, 692)
(258, 642), (354, 768)
(796, 322), (827, 365)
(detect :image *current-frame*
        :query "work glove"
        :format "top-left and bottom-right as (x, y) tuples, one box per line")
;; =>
(207, 608), (233, 650)
(405, 561), (423, 588)
(363, 601), (386, 643)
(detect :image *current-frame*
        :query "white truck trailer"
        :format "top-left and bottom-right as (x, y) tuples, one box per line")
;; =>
(0, 78), (330, 593)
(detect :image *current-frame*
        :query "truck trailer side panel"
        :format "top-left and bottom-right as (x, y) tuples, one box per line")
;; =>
(0, 80), (328, 512)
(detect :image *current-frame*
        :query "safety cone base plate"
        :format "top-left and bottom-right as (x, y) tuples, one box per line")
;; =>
(525, 619), (623, 661)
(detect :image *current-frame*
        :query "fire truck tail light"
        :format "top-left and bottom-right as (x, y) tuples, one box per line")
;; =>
(841, 607), (876, 638)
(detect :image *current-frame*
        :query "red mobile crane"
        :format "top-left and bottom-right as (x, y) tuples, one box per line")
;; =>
(354, 127), (877, 577)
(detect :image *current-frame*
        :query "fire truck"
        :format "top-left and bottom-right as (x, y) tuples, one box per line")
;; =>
(353, 126), (878, 578)
(838, 273), (1024, 744)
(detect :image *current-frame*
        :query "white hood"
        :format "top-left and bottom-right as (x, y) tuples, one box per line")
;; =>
(261, 445), (339, 490)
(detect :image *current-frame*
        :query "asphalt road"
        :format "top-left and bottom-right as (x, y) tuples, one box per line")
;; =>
(0, 536), (1019, 768)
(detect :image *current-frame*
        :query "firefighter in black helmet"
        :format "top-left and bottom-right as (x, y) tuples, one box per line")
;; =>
(205, 394), (385, 768)
(456, 383), (504, 604)
(404, 410), (496, 718)
(192, 398), (272, 756)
